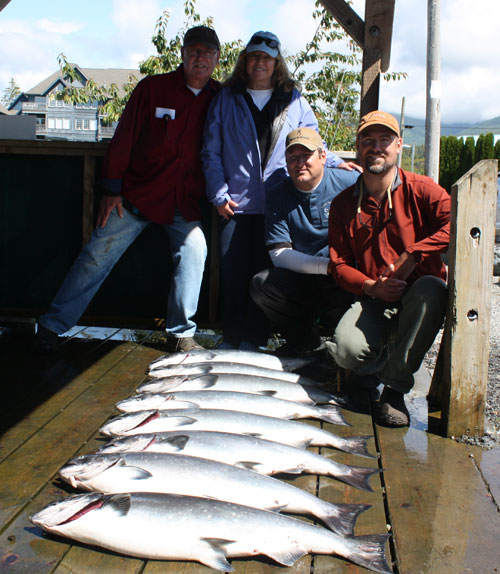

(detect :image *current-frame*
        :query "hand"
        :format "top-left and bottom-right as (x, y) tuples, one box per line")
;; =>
(337, 161), (363, 173)
(216, 199), (239, 220)
(97, 196), (123, 229)
(363, 265), (407, 302)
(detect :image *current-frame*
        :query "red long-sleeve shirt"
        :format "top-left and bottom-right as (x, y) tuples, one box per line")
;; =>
(101, 66), (220, 224)
(328, 168), (450, 295)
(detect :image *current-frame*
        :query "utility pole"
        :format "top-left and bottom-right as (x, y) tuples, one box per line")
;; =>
(398, 96), (406, 167)
(425, 0), (441, 182)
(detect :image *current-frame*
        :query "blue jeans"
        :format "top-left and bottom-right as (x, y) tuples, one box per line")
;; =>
(39, 207), (207, 337)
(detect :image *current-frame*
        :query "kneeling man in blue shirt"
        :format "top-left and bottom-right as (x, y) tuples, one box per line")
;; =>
(250, 127), (359, 356)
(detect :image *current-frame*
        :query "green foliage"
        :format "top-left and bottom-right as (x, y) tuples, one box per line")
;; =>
(1, 77), (21, 107)
(54, 0), (406, 148)
(439, 132), (499, 191)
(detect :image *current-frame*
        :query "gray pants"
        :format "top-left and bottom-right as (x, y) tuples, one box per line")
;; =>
(328, 275), (447, 393)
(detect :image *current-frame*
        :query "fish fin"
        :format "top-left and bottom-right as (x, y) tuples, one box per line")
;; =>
(189, 374), (218, 388)
(200, 538), (235, 572)
(316, 405), (350, 426)
(265, 546), (308, 567)
(102, 494), (132, 516)
(341, 466), (381, 492)
(320, 503), (370, 537)
(241, 432), (263, 439)
(339, 435), (374, 458)
(119, 466), (153, 480)
(157, 434), (190, 451)
(255, 390), (278, 397)
(235, 461), (264, 472)
(263, 504), (288, 513)
(166, 416), (199, 428)
(345, 533), (392, 574)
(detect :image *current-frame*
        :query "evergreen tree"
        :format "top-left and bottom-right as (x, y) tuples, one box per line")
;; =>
(460, 136), (475, 176)
(483, 132), (494, 159)
(474, 133), (485, 164)
(1, 77), (21, 107)
(493, 139), (500, 167)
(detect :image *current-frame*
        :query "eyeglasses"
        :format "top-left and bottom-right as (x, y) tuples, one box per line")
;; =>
(249, 35), (279, 49)
(356, 180), (393, 229)
(185, 48), (217, 58)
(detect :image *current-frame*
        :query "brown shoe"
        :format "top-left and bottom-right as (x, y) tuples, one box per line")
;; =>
(377, 387), (410, 427)
(165, 336), (204, 353)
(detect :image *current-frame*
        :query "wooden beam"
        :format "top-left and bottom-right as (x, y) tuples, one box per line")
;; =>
(360, 0), (396, 116)
(318, 0), (365, 47)
(434, 159), (497, 438)
(0, 0), (12, 12)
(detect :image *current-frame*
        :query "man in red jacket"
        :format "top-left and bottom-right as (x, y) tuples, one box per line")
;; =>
(34, 26), (220, 354)
(326, 110), (450, 427)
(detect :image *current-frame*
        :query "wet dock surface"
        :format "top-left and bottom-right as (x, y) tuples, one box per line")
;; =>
(1, 325), (499, 574)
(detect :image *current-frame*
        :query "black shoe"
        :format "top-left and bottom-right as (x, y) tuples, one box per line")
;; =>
(377, 387), (410, 427)
(165, 336), (204, 353)
(33, 325), (59, 354)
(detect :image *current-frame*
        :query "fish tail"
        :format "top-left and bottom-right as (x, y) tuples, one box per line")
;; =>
(319, 502), (370, 537)
(316, 405), (350, 426)
(340, 465), (381, 492)
(336, 435), (374, 458)
(344, 533), (392, 574)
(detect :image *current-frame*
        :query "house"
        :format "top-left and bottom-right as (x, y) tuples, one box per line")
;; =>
(8, 65), (142, 142)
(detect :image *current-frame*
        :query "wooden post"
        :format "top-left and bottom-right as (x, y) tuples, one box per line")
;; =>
(82, 155), (97, 245)
(319, 0), (395, 116)
(425, 0), (441, 182)
(432, 160), (497, 437)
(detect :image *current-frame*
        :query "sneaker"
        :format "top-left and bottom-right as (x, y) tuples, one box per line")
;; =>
(33, 325), (59, 354)
(377, 387), (410, 427)
(165, 336), (204, 353)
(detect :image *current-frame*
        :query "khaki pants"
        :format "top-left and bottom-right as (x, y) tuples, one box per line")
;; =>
(328, 275), (447, 393)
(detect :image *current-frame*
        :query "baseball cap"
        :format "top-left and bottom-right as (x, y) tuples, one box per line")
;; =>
(183, 26), (220, 50)
(357, 110), (400, 137)
(246, 31), (280, 58)
(285, 127), (324, 152)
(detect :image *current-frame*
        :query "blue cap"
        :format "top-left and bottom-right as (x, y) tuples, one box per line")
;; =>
(246, 31), (280, 58)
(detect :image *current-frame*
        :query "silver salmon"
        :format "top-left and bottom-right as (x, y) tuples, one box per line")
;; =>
(115, 390), (347, 426)
(30, 492), (392, 573)
(99, 408), (373, 458)
(146, 360), (325, 386)
(58, 452), (367, 536)
(98, 430), (380, 491)
(148, 349), (312, 372)
(137, 372), (341, 405)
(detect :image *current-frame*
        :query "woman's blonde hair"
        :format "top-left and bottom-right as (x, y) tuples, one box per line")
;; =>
(223, 49), (297, 92)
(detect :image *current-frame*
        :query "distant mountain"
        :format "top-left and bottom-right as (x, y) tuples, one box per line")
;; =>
(389, 114), (474, 146)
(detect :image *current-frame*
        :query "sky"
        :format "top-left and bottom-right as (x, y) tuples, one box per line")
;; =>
(1, 0), (499, 128)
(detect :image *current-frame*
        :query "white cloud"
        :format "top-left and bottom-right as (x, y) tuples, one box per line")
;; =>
(35, 18), (85, 35)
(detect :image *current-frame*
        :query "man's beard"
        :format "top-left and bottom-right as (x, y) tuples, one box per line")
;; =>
(365, 157), (394, 174)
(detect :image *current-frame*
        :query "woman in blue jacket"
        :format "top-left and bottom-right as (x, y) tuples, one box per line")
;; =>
(202, 31), (356, 350)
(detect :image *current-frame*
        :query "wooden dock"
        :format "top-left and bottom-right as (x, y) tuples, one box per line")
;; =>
(1, 326), (499, 574)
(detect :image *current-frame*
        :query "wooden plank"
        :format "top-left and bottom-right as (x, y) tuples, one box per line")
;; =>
(0, 343), (161, 528)
(437, 159), (497, 437)
(378, 426), (500, 573)
(0, 139), (107, 156)
(315, 394), (392, 573)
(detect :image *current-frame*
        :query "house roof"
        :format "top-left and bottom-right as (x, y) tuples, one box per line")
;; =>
(0, 102), (15, 115)
(26, 65), (142, 97)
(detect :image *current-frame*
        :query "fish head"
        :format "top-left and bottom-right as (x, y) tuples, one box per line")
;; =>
(98, 434), (156, 454)
(136, 375), (189, 393)
(59, 454), (123, 488)
(30, 492), (104, 531)
(99, 410), (159, 437)
(116, 393), (176, 412)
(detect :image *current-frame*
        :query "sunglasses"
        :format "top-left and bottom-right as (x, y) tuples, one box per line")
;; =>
(249, 35), (279, 49)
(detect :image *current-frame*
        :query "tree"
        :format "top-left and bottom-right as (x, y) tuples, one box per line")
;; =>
(1, 77), (21, 107)
(55, 0), (406, 150)
(460, 136), (475, 176)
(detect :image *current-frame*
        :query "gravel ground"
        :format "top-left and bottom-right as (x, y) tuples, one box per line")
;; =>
(424, 245), (500, 448)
